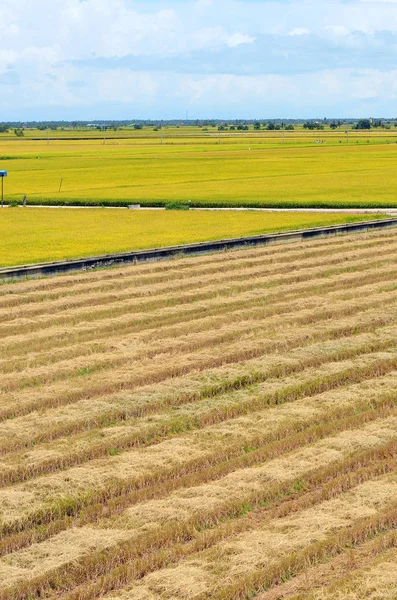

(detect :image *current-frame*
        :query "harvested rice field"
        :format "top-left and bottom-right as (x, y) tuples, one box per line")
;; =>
(1, 227), (397, 599)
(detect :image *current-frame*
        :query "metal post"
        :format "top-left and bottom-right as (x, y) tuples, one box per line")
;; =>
(0, 171), (8, 207)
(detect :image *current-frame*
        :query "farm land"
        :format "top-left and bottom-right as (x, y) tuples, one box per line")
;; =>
(1, 124), (397, 597)
(1, 227), (397, 598)
(0, 208), (379, 267)
(1, 126), (397, 209)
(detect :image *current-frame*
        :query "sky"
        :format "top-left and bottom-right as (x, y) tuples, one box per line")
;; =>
(1, 0), (397, 120)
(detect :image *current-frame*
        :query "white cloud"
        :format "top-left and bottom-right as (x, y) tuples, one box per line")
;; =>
(0, 49), (18, 70)
(3, 63), (397, 119)
(288, 28), (310, 36)
(325, 25), (351, 37)
(3, 0), (397, 118)
(225, 33), (256, 47)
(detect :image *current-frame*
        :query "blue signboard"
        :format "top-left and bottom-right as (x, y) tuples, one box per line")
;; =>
(0, 171), (7, 177)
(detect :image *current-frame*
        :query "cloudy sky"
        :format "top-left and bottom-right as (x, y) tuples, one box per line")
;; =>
(1, 0), (397, 120)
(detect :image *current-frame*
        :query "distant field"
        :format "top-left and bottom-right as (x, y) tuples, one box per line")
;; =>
(1, 124), (397, 140)
(1, 227), (397, 598)
(1, 128), (397, 208)
(0, 207), (375, 267)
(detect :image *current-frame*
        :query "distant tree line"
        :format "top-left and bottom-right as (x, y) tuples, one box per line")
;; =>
(352, 119), (394, 130)
(303, 122), (324, 130)
(216, 122), (295, 132)
(1, 118), (397, 132)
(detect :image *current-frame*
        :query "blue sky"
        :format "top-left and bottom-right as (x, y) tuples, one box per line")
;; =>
(1, 0), (397, 120)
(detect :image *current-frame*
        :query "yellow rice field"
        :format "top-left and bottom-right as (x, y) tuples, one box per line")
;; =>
(1, 227), (397, 598)
(1, 130), (397, 209)
(0, 207), (376, 267)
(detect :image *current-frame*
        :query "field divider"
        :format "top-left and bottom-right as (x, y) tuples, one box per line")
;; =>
(2, 234), (397, 321)
(3, 422), (397, 600)
(3, 246), (397, 341)
(1, 218), (396, 281)
(2, 229), (395, 306)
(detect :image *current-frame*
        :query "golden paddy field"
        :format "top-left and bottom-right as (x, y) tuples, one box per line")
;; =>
(1, 128), (397, 208)
(1, 227), (397, 598)
(0, 207), (378, 267)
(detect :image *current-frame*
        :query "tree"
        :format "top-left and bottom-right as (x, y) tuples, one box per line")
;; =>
(0, 125), (9, 133)
(266, 122), (275, 131)
(330, 122), (338, 130)
(354, 119), (371, 130)
(254, 122), (261, 130)
(14, 128), (24, 137)
(303, 122), (323, 130)
(285, 124), (294, 131)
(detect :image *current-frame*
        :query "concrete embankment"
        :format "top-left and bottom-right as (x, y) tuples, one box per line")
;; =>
(1, 218), (397, 281)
